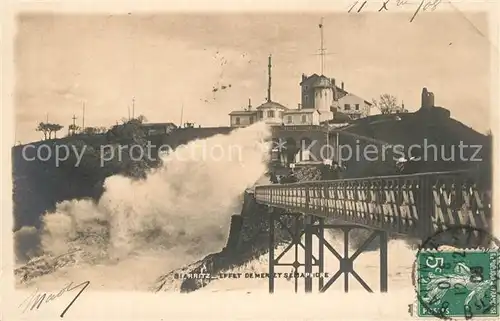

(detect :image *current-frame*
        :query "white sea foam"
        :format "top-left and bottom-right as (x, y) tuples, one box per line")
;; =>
(16, 121), (272, 290)
(200, 232), (417, 293)
(14, 118), (420, 302)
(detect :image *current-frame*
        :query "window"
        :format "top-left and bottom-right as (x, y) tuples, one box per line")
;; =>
(287, 116), (292, 124)
(344, 104), (351, 110)
(305, 95), (309, 104)
(267, 110), (275, 118)
(249, 116), (254, 124)
(258, 111), (263, 119)
(305, 85), (308, 91)
(279, 111), (284, 118)
(301, 115), (307, 123)
(235, 117), (240, 125)
(355, 104), (360, 110)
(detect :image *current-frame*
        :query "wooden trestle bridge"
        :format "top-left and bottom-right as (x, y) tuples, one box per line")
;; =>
(252, 169), (492, 293)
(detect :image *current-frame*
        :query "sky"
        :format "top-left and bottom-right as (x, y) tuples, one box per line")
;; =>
(14, 12), (492, 143)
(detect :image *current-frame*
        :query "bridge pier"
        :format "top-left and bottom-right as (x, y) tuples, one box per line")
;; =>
(268, 212), (388, 293)
(256, 169), (492, 293)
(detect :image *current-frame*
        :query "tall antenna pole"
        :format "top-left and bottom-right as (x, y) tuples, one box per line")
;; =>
(82, 102), (86, 129)
(267, 54), (272, 102)
(319, 17), (325, 75)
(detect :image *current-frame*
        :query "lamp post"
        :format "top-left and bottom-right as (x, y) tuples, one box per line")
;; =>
(324, 123), (333, 163)
(325, 123), (341, 166)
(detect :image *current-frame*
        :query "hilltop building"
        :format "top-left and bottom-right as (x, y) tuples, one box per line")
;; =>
(228, 19), (373, 171)
(140, 122), (177, 135)
(229, 56), (371, 127)
(421, 87), (435, 109)
(229, 55), (322, 128)
(299, 74), (372, 122)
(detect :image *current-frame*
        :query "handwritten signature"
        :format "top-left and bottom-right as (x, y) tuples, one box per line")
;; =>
(348, 0), (442, 22)
(18, 281), (90, 318)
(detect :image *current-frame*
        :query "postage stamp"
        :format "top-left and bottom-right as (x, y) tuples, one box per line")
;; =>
(416, 250), (499, 318)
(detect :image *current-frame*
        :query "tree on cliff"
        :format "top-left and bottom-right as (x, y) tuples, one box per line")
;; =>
(371, 94), (403, 114)
(68, 124), (81, 136)
(82, 126), (107, 135)
(48, 123), (64, 139)
(36, 122), (64, 140)
(36, 123), (49, 140)
(121, 114), (148, 125)
(135, 115), (147, 124)
(57, 119), (159, 181)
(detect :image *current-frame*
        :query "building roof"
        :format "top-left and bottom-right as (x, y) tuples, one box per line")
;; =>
(229, 110), (257, 116)
(338, 93), (373, 106)
(311, 75), (333, 88)
(301, 74), (333, 88)
(255, 100), (288, 110)
(300, 73), (350, 100)
(141, 122), (178, 128)
(335, 86), (348, 99)
(284, 109), (320, 114)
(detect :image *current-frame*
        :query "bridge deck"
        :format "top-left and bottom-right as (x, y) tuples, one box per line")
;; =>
(254, 170), (491, 239)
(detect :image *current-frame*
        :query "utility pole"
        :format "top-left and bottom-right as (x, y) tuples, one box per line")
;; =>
(180, 103), (184, 128)
(82, 102), (86, 130)
(326, 125), (329, 160)
(132, 97), (135, 119)
(336, 131), (340, 166)
(267, 54), (272, 102)
(71, 114), (78, 135)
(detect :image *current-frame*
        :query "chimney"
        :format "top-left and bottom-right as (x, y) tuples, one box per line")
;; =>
(267, 54), (272, 102)
(298, 103), (302, 109)
(302, 73), (307, 82)
(429, 92), (435, 107)
(331, 78), (336, 86)
(421, 87), (429, 108)
(341, 82), (344, 90)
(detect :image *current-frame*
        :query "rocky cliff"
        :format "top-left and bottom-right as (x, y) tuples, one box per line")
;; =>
(151, 166), (325, 292)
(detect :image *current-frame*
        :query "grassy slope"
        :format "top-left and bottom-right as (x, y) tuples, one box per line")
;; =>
(335, 108), (491, 178)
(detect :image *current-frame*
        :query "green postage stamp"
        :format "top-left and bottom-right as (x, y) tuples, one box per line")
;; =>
(416, 250), (499, 318)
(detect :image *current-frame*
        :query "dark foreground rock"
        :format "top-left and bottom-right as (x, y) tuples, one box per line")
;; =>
(151, 191), (296, 292)
(152, 166), (324, 292)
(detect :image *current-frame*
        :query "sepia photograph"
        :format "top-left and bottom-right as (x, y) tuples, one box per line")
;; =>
(4, 1), (499, 319)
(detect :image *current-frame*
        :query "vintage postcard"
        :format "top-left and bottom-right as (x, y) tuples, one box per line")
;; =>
(2, 0), (499, 320)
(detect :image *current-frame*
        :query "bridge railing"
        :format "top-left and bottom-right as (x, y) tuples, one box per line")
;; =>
(254, 170), (492, 238)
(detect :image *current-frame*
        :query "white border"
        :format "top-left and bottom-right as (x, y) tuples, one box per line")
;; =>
(2, 1), (499, 320)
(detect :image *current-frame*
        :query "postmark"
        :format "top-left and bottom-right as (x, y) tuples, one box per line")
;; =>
(412, 225), (500, 320)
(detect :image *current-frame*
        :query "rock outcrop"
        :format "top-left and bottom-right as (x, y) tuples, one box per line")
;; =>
(151, 191), (294, 292)
(151, 166), (323, 293)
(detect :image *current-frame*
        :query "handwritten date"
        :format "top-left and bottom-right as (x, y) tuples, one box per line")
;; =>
(348, 0), (442, 22)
